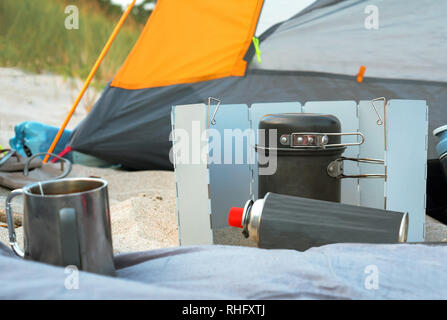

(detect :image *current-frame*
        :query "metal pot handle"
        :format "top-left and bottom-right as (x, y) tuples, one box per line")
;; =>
(277, 132), (365, 149)
(5, 189), (25, 257)
(327, 157), (386, 179)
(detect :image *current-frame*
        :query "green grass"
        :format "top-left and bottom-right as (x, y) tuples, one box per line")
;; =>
(0, 0), (143, 89)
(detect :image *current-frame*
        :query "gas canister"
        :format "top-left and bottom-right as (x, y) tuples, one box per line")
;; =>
(228, 192), (408, 251)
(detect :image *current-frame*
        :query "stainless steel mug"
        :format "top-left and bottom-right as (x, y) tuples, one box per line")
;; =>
(5, 177), (115, 276)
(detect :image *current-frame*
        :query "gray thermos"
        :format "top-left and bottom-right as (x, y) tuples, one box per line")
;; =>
(228, 192), (408, 251)
(256, 113), (363, 202)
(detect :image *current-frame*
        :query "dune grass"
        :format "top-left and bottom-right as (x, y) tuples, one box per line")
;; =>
(0, 0), (143, 89)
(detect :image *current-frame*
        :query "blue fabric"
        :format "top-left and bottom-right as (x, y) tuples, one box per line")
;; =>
(0, 242), (446, 299)
(9, 121), (72, 160)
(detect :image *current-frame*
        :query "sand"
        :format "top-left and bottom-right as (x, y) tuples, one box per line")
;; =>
(0, 67), (446, 256)
(0, 67), (96, 147)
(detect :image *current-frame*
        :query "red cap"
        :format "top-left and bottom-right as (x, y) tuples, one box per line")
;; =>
(228, 207), (244, 228)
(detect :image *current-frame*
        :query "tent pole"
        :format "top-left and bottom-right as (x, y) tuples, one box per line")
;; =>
(43, 0), (137, 163)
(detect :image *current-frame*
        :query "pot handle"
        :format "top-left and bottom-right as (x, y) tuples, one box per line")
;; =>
(327, 157), (386, 179)
(59, 208), (81, 268)
(5, 189), (25, 257)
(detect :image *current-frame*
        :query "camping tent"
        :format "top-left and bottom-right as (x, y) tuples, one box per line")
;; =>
(69, 0), (447, 170)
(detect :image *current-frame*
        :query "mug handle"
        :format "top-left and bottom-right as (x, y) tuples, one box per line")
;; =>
(5, 189), (25, 257)
(59, 208), (81, 268)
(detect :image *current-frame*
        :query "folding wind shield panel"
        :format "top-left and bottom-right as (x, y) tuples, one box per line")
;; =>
(385, 100), (428, 242)
(173, 100), (427, 245)
(303, 101), (360, 206)
(208, 104), (251, 229)
(172, 104), (212, 245)
(358, 100), (385, 210)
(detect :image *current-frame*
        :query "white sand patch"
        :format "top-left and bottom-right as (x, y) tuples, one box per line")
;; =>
(0, 67), (98, 147)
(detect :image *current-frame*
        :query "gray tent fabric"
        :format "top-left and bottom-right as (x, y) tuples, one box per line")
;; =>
(69, 0), (447, 169)
(251, 0), (447, 82)
(1, 242), (447, 299)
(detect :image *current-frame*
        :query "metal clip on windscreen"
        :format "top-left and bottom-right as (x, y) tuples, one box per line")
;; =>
(370, 97), (385, 126)
(208, 97), (221, 126)
(370, 96), (387, 151)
